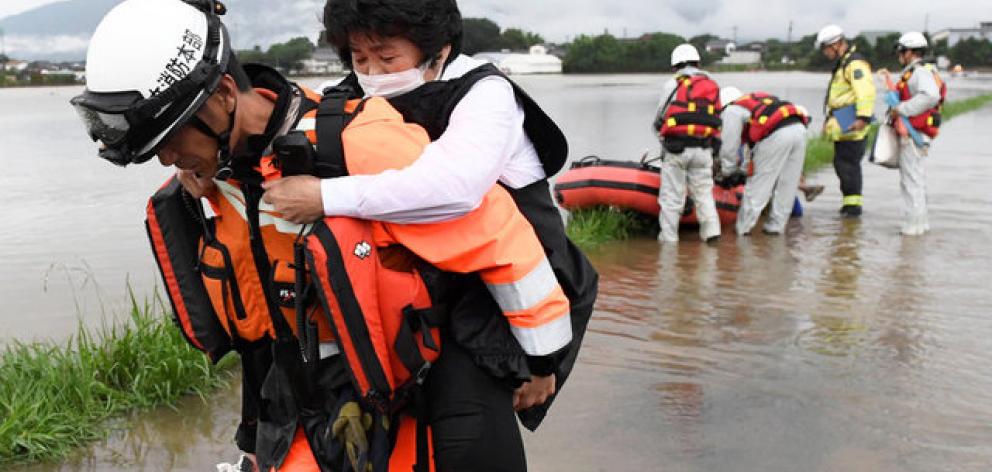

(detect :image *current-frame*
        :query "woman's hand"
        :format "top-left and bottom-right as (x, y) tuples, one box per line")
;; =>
(261, 175), (324, 224)
(513, 374), (556, 411)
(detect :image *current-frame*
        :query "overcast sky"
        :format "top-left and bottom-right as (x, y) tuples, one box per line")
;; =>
(1, 0), (988, 45)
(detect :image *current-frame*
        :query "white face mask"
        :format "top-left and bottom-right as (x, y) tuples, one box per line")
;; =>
(355, 61), (433, 98)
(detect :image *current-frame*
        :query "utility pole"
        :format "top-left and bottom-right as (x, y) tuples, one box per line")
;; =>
(787, 21), (793, 44)
(733, 25), (738, 45)
(924, 13), (930, 33)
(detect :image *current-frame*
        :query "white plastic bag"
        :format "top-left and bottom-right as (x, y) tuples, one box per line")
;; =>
(869, 122), (900, 169)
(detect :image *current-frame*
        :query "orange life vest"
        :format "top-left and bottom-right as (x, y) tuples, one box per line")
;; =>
(147, 83), (569, 386)
(732, 92), (810, 145)
(146, 170), (332, 360)
(660, 74), (722, 141)
(297, 91), (570, 409)
(897, 64), (947, 139)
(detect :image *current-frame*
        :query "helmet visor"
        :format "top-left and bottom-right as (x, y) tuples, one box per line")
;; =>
(72, 103), (131, 147)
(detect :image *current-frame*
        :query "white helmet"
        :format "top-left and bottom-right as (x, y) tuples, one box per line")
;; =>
(719, 86), (743, 107)
(897, 31), (928, 50)
(815, 25), (845, 49)
(70, 0), (231, 166)
(671, 43), (701, 67)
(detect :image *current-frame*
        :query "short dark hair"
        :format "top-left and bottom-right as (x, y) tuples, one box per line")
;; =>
(226, 53), (252, 91)
(323, 0), (463, 69)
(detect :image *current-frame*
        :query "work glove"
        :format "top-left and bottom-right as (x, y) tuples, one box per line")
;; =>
(332, 401), (374, 472)
(884, 91), (900, 108)
(717, 171), (748, 189)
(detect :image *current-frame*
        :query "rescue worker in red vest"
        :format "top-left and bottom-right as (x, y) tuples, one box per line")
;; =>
(881, 32), (945, 236)
(817, 24), (877, 218)
(717, 87), (810, 236)
(651, 43), (722, 243)
(70, 0), (578, 470)
(251, 1), (599, 470)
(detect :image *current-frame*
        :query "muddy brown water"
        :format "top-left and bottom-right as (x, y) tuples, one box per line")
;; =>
(4, 73), (992, 471)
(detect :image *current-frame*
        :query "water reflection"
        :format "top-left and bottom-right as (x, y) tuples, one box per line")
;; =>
(14, 379), (241, 472)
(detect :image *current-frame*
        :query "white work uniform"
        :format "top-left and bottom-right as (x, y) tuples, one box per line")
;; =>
(319, 55), (545, 223)
(894, 59), (941, 236)
(654, 67), (721, 242)
(719, 104), (807, 235)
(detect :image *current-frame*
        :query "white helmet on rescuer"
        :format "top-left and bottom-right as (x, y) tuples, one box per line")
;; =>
(897, 32), (928, 51)
(815, 24), (844, 49)
(719, 86), (743, 107)
(70, 0), (231, 166)
(671, 43), (701, 67)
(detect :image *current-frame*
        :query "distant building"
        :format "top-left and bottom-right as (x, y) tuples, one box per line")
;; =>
(741, 42), (765, 53)
(859, 30), (899, 46)
(2, 60), (29, 73)
(718, 50), (761, 66)
(473, 45), (562, 75)
(705, 39), (736, 55)
(300, 47), (344, 75)
(932, 22), (992, 46)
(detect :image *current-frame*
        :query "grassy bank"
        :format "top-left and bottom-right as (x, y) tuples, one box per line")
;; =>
(0, 291), (235, 465)
(565, 206), (655, 249)
(941, 93), (992, 121)
(567, 92), (992, 249)
(803, 92), (992, 174)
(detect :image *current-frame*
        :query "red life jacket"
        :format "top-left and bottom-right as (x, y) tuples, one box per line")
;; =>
(732, 92), (810, 144)
(660, 74), (722, 141)
(897, 64), (947, 139)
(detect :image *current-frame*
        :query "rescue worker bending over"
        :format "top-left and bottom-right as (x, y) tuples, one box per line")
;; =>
(717, 87), (810, 236)
(652, 43), (723, 243)
(881, 32), (945, 236)
(816, 24), (877, 218)
(71, 0), (574, 470)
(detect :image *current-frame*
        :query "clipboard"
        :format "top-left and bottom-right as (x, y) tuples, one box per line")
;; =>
(833, 105), (858, 132)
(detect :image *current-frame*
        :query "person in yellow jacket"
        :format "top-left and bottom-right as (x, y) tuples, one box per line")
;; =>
(816, 24), (877, 218)
(70, 0), (572, 470)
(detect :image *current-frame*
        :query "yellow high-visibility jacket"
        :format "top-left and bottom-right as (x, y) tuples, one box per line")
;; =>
(824, 46), (876, 142)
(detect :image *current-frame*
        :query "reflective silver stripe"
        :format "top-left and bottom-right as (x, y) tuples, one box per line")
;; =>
(510, 313), (573, 356)
(214, 180), (310, 235)
(319, 342), (340, 359)
(296, 117), (316, 132)
(485, 258), (558, 313)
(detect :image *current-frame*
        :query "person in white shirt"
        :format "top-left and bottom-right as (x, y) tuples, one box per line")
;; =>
(243, 1), (596, 470)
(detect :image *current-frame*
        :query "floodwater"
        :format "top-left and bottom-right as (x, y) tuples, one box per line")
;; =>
(4, 72), (992, 471)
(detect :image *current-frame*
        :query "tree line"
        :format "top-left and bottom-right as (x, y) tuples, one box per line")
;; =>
(230, 21), (992, 75)
(564, 30), (992, 74)
(237, 37), (317, 71)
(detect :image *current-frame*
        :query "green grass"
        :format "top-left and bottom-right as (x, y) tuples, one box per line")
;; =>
(803, 92), (992, 174)
(0, 289), (235, 465)
(565, 206), (655, 250)
(941, 93), (992, 121)
(566, 93), (992, 247)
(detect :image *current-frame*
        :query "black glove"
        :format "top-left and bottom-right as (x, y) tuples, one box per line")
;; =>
(717, 171), (748, 189)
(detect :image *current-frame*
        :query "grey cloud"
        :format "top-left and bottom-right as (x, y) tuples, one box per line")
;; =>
(670, 0), (723, 23)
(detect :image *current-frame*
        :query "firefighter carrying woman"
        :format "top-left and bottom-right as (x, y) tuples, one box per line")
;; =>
(70, 0), (598, 470)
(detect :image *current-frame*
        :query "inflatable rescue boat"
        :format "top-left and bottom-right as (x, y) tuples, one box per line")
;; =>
(554, 156), (798, 225)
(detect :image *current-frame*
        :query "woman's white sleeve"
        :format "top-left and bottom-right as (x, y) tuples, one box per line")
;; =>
(320, 77), (519, 224)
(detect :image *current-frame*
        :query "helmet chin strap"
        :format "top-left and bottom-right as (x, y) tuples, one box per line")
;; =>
(188, 104), (237, 180)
